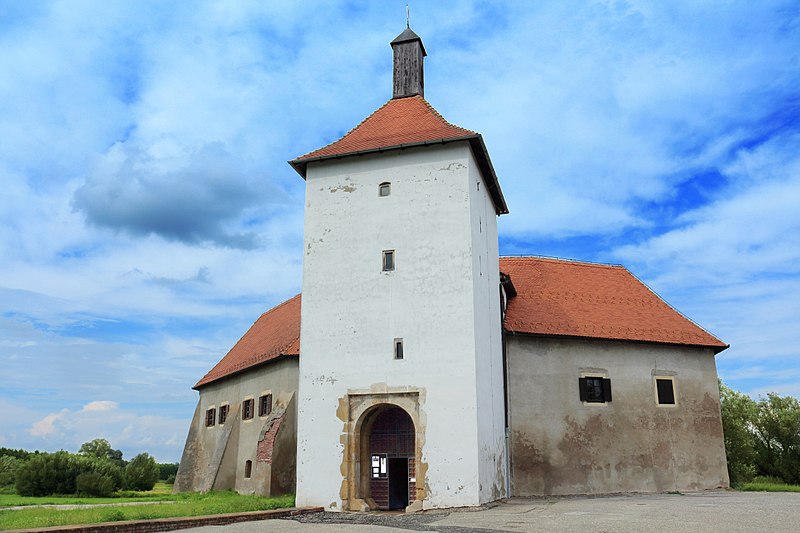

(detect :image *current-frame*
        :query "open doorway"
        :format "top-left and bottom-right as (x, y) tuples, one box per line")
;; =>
(366, 406), (415, 510)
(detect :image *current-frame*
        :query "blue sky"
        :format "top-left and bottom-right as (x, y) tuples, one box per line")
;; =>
(1, 0), (799, 463)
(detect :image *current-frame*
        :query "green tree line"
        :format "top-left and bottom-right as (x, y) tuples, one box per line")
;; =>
(720, 382), (800, 485)
(0, 439), (179, 497)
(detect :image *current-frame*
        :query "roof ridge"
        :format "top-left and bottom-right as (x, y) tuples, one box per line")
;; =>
(500, 255), (625, 269)
(417, 96), (477, 135)
(294, 99), (394, 161)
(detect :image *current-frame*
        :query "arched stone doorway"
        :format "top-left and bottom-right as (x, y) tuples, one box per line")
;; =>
(362, 406), (415, 510)
(341, 389), (425, 512)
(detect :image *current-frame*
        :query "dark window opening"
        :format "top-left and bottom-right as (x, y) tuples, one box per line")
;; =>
(579, 376), (612, 403)
(218, 404), (229, 425)
(383, 250), (395, 271)
(394, 339), (404, 360)
(244, 460), (252, 478)
(206, 408), (216, 427)
(379, 182), (391, 197)
(656, 378), (676, 405)
(242, 399), (254, 420)
(259, 394), (273, 417)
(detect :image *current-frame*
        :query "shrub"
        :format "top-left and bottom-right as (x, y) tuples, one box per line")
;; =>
(76, 472), (115, 497)
(124, 453), (159, 491)
(0, 456), (21, 488)
(165, 474), (176, 485)
(16, 451), (82, 496)
(158, 462), (179, 481)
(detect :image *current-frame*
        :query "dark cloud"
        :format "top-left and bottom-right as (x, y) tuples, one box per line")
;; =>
(73, 142), (274, 249)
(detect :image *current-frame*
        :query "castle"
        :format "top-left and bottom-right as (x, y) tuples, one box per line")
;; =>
(175, 26), (729, 511)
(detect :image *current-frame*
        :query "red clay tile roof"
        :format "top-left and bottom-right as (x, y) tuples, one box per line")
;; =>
(500, 256), (727, 351)
(289, 95), (508, 214)
(193, 295), (301, 389)
(195, 257), (727, 388)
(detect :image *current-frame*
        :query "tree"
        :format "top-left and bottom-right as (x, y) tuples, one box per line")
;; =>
(16, 451), (83, 496)
(0, 456), (21, 488)
(752, 393), (800, 484)
(124, 453), (159, 491)
(719, 382), (757, 483)
(79, 438), (124, 465)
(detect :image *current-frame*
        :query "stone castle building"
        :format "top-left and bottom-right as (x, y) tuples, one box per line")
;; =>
(175, 26), (730, 511)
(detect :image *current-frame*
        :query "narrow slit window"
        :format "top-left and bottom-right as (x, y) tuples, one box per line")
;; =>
(244, 460), (252, 478)
(218, 404), (229, 425)
(656, 378), (676, 405)
(259, 394), (273, 417)
(206, 408), (216, 427)
(382, 250), (395, 271)
(379, 182), (391, 197)
(242, 399), (254, 420)
(394, 338), (404, 360)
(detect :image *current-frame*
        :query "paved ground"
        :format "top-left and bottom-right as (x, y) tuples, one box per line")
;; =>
(179, 491), (800, 533)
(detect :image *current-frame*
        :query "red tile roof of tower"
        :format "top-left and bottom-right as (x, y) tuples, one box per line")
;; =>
(289, 95), (509, 214)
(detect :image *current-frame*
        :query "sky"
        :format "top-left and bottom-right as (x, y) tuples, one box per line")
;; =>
(1, 0), (798, 463)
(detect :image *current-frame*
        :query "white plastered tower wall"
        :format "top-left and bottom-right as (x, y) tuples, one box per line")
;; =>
(295, 143), (507, 510)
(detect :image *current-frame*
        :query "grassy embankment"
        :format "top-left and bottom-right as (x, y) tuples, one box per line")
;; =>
(0, 485), (295, 531)
(736, 481), (800, 492)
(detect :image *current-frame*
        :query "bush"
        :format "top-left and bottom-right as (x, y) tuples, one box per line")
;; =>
(0, 456), (21, 488)
(16, 451), (82, 496)
(158, 462), (179, 481)
(124, 453), (159, 491)
(76, 472), (115, 497)
(165, 474), (176, 485)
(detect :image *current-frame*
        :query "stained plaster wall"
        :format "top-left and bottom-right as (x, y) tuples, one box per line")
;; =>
(506, 335), (730, 496)
(296, 144), (506, 510)
(174, 357), (298, 496)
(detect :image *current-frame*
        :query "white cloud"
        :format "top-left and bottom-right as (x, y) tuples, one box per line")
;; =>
(82, 401), (119, 412)
(30, 410), (68, 438)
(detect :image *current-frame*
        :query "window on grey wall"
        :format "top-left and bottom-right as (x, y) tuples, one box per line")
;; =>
(379, 182), (391, 197)
(656, 378), (676, 405)
(242, 399), (254, 420)
(259, 394), (273, 417)
(579, 376), (612, 403)
(244, 460), (252, 478)
(382, 250), (395, 271)
(206, 408), (216, 427)
(218, 405), (229, 425)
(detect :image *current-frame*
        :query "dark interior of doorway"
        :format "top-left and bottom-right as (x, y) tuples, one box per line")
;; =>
(388, 458), (409, 510)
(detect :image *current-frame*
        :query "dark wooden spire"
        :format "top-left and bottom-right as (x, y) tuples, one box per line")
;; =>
(391, 27), (426, 99)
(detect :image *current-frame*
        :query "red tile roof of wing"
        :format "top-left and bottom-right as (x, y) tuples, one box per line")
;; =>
(500, 256), (727, 351)
(193, 295), (301, 389)
(293, 95), (476, 162)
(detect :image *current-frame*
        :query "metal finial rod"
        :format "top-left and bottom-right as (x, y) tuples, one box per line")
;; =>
(406, 4), (410, 28)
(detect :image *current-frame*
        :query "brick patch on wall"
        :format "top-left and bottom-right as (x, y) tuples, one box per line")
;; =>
(13, 506), (324, 533)
(257, 413), (284, 464)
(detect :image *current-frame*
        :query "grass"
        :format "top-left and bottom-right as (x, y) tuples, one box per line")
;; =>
(0, 482), (176, 507)
(0, 491), (295, 530)
(737, 481), (800, 492)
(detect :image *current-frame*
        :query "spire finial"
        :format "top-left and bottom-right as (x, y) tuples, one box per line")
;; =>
(406, 4), (410, 28)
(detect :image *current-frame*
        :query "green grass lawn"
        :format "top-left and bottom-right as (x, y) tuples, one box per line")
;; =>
(0, 491), (295, 530)
(737, 481), (800, 492)
(0, 482), (176, 507)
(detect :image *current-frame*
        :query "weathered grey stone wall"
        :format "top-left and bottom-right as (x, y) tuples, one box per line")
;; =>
(506, 336), (729, 496)
(175, 357), (299, 495)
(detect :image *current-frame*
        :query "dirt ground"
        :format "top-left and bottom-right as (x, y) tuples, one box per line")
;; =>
(180, 491), (800, 532)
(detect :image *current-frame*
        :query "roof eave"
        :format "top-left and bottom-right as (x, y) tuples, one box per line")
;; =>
(193, 352), (298, 391)
(503, 329), (729, 353)
(289, 134), (509, 215)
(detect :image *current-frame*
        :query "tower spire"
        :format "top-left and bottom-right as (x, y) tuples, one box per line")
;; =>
(390, 24), (426, 98)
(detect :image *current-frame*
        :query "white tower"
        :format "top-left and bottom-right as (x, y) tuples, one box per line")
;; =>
(290, 27), (509, 511)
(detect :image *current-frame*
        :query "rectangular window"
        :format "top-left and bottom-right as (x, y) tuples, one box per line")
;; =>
(218, 404), (229, 425)
(259, 394), (273, 417)
(379, 182), (391, 197)
(382, 250), (395, 271)
(206, 407), (216, 427)
(394, 338), (404, 360)
(242, 399), (254, 420)
(656, 378), (676, 405)
(579, 376), (612, 403)
(244, 460), (252, 478)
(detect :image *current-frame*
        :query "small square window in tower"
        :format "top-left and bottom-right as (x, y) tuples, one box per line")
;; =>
(579, 376), (612, 403)
(382, 250), (395, 271)
(656, 378), (676, 405)
(259, 394), (273, 417)
(242, 399), (254, 420)
(379, 182), (391, 197)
